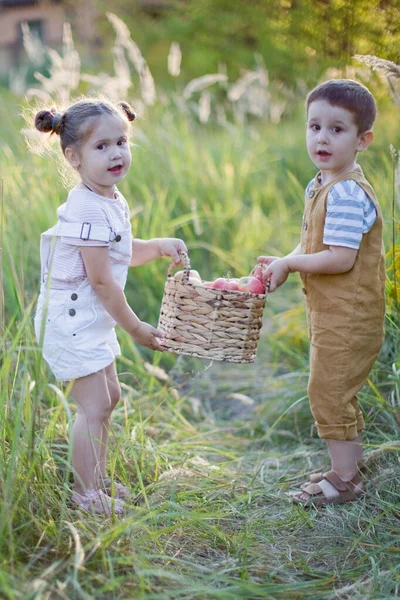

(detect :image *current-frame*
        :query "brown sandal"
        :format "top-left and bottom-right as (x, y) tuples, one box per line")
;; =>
(293, 470), (364, 507)
(300, 460), (366, 491)
(300, 472), (325, 490)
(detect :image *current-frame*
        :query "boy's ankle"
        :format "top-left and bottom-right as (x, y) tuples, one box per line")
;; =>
(331, 468), (360, 482)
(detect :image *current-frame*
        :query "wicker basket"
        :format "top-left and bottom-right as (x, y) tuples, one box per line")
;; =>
(157, 252), (267, 363)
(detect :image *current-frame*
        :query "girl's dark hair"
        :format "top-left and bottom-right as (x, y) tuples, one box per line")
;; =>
(306, 79), (377, 133)
(34, 99), (135, 154)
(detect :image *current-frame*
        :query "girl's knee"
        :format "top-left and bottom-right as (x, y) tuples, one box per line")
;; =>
(104, 363), (121, 410)
(76, 398), (113, 422)
(107, 377), (121, 410)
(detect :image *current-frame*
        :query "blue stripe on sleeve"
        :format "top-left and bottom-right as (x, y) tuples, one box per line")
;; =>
(323, 180), (377, 249)
(325, 224), (363, 234)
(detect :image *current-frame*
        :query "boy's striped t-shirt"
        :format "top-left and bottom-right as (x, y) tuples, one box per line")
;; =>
(306, 178), (377, 250)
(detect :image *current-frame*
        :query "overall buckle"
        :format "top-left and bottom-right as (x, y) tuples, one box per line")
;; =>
(109, 227), (117, 242)
(80, 222), (92, 240)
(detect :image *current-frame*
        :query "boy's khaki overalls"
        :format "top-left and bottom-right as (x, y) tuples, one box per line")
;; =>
(300, 169), (385, 441)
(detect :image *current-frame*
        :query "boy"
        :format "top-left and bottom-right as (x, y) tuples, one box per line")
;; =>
(258, 79), (385, 506)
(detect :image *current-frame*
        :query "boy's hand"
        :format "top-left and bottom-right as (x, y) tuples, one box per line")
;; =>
(253, 256), (281, 287)
(264, 258), (290, 292)
(131, 321), (165, 351)
(158, 238), (188, 265)
(257, 255), (280, 267)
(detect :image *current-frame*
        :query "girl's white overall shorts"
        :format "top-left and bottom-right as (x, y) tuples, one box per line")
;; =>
(34, 220), (132, 381)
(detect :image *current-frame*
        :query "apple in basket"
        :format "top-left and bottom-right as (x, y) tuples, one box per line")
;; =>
(204, 278), (240, 291)
(252, 264), (266, 283)
(173, 269), (203, 285)
(237, 276), (266, 294)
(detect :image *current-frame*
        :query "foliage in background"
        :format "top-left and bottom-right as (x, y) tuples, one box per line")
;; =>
(90, 0), (400, 87)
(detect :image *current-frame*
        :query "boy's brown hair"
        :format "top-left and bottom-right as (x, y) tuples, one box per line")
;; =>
(306, 79), (376, 134)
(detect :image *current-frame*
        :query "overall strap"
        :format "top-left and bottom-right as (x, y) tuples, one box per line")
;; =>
(42, 222), (116, 243)
(39, 222), (116, 285)
(309, 167), (372, 199)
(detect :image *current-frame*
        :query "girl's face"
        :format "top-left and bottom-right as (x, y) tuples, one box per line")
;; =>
(67, 113), (132, 199)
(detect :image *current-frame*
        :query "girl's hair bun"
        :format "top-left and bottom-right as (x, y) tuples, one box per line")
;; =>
(34, 109), (63, 134)
(118, 101), (136, 122)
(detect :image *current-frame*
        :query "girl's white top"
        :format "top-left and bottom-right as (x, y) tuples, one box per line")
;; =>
(50, 183), (131, 289)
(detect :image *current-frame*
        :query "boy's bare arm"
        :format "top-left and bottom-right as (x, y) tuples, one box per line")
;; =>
(257, 243), (302, 266)
(265, 245), (357, 292)
(287, 245), (357, 274)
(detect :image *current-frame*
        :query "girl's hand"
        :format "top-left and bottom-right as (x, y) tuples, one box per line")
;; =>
(264, 258), (290, 292)
(158, 238), (188, 264)
(131, 321), (165, 351)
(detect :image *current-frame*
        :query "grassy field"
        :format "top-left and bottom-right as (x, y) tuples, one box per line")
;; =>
(1, 74), (400, 600)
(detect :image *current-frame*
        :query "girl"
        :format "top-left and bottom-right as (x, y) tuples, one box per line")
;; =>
(34, 98), (187, 516)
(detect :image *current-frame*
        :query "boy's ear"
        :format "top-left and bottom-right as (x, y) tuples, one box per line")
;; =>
(357, 130), (373, 153)
(65, 147), (80, 168)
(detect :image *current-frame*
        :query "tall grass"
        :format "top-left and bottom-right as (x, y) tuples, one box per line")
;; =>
(1, 27), (400, 600)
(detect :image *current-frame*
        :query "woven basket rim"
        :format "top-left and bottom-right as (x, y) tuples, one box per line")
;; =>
(168, 251), (267, 297)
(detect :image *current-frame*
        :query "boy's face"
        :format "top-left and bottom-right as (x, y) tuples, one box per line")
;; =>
(306, 100), (372, 182)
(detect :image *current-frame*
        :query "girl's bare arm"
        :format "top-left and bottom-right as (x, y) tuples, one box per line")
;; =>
(80, 246), (164, 350)
(130, 238), (187, 267)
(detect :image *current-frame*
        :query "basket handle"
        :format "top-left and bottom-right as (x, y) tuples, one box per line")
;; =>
(167, 250), (191, 283)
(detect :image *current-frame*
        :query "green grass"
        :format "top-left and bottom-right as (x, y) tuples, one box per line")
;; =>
(1, 89), (400, 599)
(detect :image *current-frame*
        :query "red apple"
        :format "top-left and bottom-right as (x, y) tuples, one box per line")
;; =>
(212, 277), (229, 290)
(237, 276), (265, 294)
(226, 278), (239, 291)
(204, 278), (239, 291)
(252, 264), (266, 283)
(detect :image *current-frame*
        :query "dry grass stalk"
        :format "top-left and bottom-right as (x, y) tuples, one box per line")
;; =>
(183, 74), (228, 100)
(228, 71), (265, 103)
(107, 12), (156, 106)
(27, 23), (80, 104)
(82, 41), (132, 103)
(21, 22), (45, 66)
(168, 42), (181, 77)
(354, 54), (400, 105)
(190, 197), (202, 236)
(353, 55), (400, 79)
(198, 90), (211, 123)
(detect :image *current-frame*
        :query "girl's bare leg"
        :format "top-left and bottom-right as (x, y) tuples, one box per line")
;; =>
(98, 362), (121, 478)
(70, 368), (115, 493)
